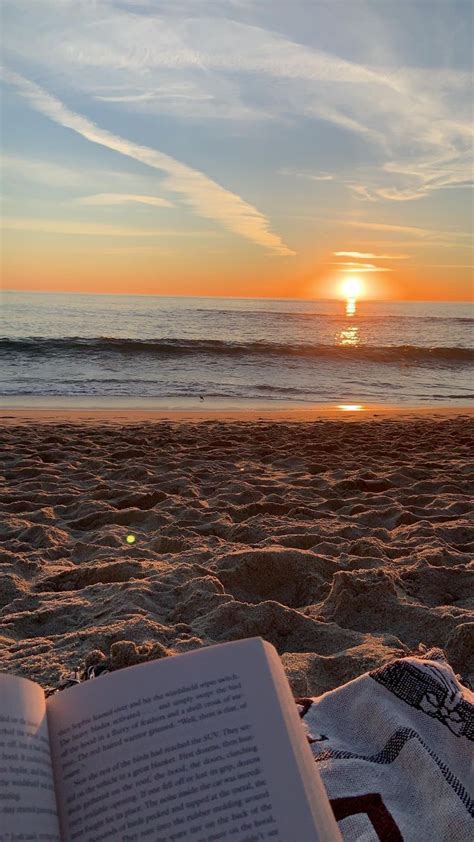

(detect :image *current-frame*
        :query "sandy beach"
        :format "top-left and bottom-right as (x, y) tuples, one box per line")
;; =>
(1, 409), (473, 695)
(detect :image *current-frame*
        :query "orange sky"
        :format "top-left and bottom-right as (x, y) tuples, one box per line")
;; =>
(2, 230), (472, 301)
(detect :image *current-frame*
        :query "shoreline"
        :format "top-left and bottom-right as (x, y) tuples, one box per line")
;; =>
(1, 402), (473, 425)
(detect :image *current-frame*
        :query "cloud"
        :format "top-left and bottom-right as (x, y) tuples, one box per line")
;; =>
(76, 193), (174, 208)
(343, 156), (473, 203)
(93, 84), (214, 104)
(0, 2), (451, 150)
(340, 220), (473, 245)
(334, 251), (411, 259)
(423, 263), (472, 270)
(2, 0), (472, 242)
(331, 261), (392, 272)
(347, 184), (377, 202)
(102, 246), (174, 255)
(5, 6), (398, 87)
(308, 173), (333, 182)
(2, 217), (200, 236)
(1, 153), (85, 187)
(419, 264), (474, 270)
(280, 168), (333, 182)
(342, 220), (432, 238)
(307, 215), (471, 247)
(375, 187), (428, 202)
(2, 68), (294, 256)
(0, 153), (184, 197)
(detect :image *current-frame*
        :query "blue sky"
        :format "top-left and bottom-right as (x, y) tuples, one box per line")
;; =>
(1, 0), (473, 298)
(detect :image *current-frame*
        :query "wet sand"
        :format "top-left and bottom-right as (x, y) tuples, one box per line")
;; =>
(1, 409), (473, 694)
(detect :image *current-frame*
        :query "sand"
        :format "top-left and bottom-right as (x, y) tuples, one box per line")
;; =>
(1, 409), (473, 695)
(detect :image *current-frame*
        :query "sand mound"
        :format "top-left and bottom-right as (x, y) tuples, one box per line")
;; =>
(399, 561), (474, 607)
(318, 568), (473, 649)
(215, 547), (333, 607)
(170, 575), (233, 623)
(36, 560), (152, 592)
(0, 573), (28, 609)
(193, 599), (402, 656)
(281, 636), (408, 696)
(445, 623), (474, 678)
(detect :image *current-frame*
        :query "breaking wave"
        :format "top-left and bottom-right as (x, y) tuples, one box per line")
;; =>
(1, 336), (472, 366)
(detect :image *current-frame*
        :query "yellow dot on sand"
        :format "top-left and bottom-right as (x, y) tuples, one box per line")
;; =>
(126, 534), (136, 544)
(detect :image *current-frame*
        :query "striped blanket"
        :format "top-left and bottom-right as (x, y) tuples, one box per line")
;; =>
(298, 652), (473, 841)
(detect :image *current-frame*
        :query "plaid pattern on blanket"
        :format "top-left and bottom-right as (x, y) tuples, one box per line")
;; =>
(298, 653), (474, 841)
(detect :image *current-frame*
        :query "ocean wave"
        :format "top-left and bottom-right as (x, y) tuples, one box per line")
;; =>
(0, 336), (473, 365)
(191, 307), (474, 325)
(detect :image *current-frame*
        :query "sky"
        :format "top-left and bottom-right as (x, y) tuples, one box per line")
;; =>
(1, 0), (473, 300)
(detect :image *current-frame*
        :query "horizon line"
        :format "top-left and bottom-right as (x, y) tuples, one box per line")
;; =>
(1, 288), (472, 305)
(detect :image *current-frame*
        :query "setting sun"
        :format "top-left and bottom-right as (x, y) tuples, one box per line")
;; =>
(340, 276), (365, 299)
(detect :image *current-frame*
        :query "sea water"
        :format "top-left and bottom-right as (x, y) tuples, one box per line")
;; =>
(1, 292), (472, 407)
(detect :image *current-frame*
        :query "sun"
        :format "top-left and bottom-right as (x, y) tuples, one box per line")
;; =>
(340, 276), (364, 299)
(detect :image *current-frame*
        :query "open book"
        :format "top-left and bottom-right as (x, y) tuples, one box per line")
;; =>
(1, 637), (341, 841)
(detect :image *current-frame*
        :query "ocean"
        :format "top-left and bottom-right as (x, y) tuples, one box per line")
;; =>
(0, 291), (472, 408)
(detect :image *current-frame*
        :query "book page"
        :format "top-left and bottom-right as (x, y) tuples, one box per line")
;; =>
(263, 643), (341, 840)
(0, 673), (61, 842)
(47, 638), (339, 841)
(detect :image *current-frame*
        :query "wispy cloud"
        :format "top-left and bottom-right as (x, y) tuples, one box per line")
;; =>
(280, 168), (334, 182)
(303, 215), (470, 246)
(419, 264), (474, 270)
(6, 7), (399, 88)
(307, 173), (333, 182)
(2, 217), (201, 237)
(93, 84), (214, 104)
(347, 184), (377, 202)
(1, 153), (85, 187)
(2, 68), (294, 256)
(342, 220), (433, 238)
(76, 193), (174, 208)
(341, 220), (473, 244)
(334, 251), (411, 259)
(5, 1), (470, 205)
(102, 246), (175, 255)
(331, 261), (393, 273)
(0, 153), (181, 198)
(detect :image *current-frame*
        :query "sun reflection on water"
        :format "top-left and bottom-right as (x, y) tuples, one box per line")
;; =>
(346, 297), (356, 317)
(338, 324), (360, 346)
(336, 296), (361, 346)
(335, 293), (364, 413)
